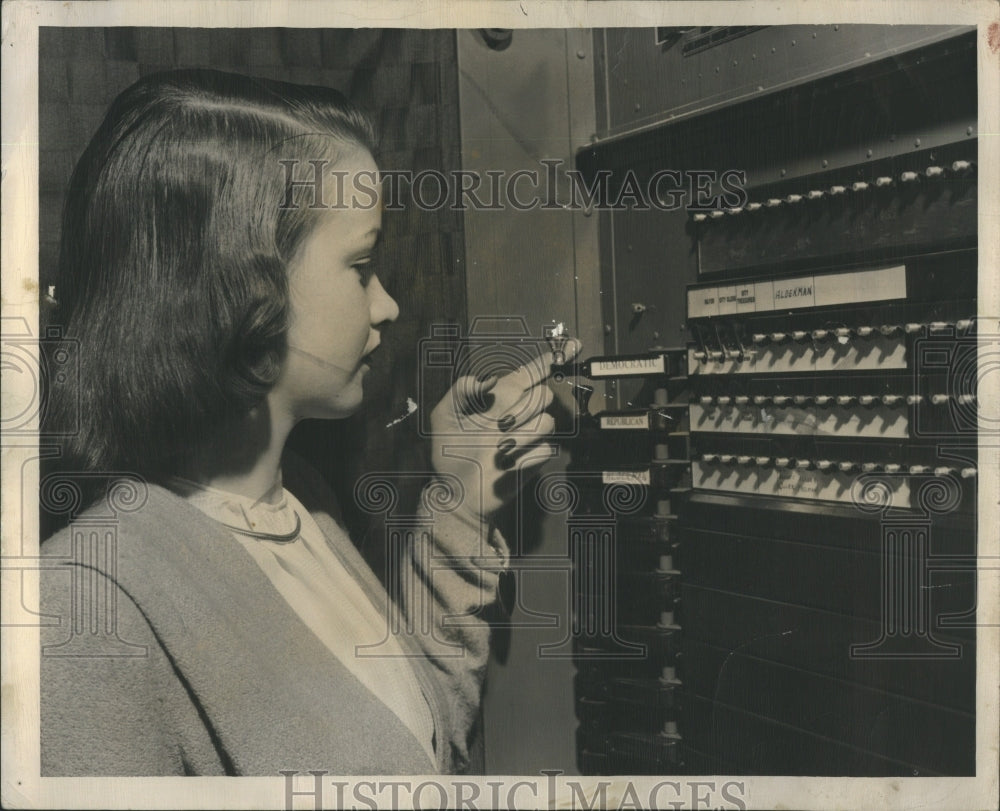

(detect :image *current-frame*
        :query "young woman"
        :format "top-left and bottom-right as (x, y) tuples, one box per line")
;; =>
(40, 68), (577, 776)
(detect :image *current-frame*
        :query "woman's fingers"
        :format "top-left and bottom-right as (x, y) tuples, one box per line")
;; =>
(452, 339), (582, 421)
(494, 413), (556, 447)
(495, 440), (560, 472)
(491, 384), (554, 431)
(451, 374), (499, 416)
(492, 339), (583, 400)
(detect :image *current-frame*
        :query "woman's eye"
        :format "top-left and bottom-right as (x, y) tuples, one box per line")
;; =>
(352, 261), (375, 285)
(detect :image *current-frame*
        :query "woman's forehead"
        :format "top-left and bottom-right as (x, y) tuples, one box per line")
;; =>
(307, 197), (382, 248)
(323, 148), (381, 210)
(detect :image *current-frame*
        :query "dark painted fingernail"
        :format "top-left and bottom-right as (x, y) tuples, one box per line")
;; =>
(498, 414), (516, 432)
(497, 437), (516, 453)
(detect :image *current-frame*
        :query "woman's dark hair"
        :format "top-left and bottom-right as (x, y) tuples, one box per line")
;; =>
(47, 69), (376, 477)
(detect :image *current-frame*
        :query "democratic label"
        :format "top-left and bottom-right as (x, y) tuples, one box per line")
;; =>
(590, 356), (666, 377)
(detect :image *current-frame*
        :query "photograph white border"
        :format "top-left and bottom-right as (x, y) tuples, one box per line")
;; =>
(2, 2), (997, 809)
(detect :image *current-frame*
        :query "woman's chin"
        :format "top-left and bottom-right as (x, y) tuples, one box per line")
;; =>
(299, 390), (365, 421)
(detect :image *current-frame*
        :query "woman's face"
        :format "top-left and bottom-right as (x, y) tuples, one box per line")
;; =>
(271, 147), (399, 421)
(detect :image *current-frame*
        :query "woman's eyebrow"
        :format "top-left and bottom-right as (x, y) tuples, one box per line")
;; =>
(347, 228), (381, 259)
(362, 227), (382, 249)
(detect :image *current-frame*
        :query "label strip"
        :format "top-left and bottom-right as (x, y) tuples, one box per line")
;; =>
(687, 265), (907, 319)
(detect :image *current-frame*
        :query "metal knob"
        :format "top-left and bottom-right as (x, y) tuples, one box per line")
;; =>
(658, 610), (677, 628)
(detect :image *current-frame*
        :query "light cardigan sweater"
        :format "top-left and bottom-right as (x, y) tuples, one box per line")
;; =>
(40, 456), (507, 776)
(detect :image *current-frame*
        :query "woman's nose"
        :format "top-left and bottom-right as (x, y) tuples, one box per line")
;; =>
(368, 275), (400, 324)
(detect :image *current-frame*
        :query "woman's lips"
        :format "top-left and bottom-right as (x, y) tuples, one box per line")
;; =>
(361, 341), (380, 366)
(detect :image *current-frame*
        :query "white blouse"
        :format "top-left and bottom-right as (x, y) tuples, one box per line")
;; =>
(169, 477), (436, 764)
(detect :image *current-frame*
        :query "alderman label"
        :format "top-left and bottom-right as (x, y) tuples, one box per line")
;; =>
(590, 356), (665, 377)
(687, 265), (906, 317)
(600, 414), (650, 430)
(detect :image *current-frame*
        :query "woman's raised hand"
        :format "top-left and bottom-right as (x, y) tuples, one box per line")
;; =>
(428, 339), (582, 525)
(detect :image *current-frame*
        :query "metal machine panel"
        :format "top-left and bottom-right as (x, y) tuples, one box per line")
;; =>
(595, 25), (973, 139)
